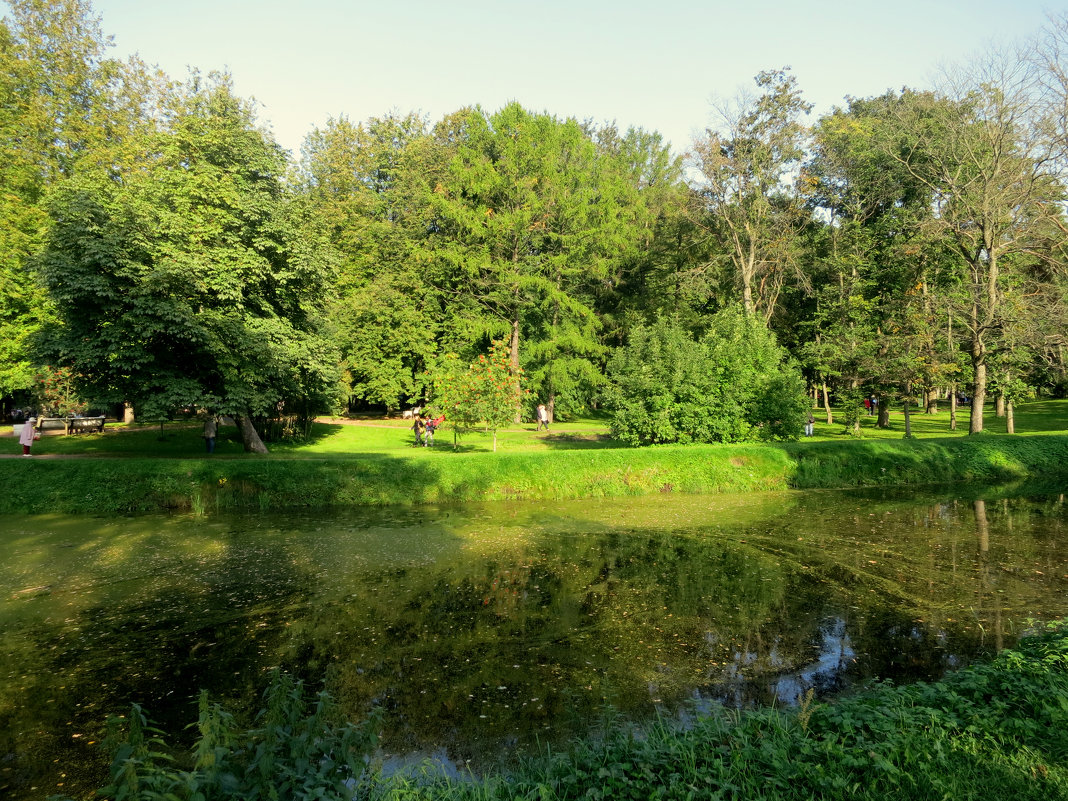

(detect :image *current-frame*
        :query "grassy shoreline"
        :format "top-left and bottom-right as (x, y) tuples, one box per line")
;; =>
(1, 429), (1067, 515)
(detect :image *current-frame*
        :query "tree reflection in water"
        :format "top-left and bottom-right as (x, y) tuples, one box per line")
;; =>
(0, 485), (1066, 798)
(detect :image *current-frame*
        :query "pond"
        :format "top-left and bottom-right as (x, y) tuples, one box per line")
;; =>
(2, 482), (1067, 799)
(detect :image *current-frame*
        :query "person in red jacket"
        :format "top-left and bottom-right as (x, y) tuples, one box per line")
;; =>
(424, 414), (445, 446)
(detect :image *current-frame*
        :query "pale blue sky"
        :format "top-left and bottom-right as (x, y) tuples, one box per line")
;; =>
(14, 1), (1064, 157)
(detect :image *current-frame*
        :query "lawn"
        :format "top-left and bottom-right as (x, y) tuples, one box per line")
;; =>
(4, 400), (1064, 460)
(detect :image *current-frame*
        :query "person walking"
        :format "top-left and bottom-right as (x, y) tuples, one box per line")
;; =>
(19, 416), (39, 456)
(412, 413), (425, 447)
(805, 410), (815, 437)
(536, 403), (549, 431)
(424, 414), (439, 446)
(202, 414), (218, 453)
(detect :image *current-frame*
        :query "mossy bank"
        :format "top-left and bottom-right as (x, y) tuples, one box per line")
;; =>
(2, 432), (1068, 516)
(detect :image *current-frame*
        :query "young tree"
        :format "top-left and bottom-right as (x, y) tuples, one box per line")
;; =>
(428, 342), (522, 452)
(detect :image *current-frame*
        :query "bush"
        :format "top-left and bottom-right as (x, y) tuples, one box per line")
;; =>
(604, 309), (808, 446)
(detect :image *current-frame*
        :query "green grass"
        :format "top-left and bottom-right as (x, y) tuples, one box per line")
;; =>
(2, 401), (1067, 515)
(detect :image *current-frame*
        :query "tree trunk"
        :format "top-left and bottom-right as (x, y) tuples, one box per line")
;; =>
(903, 383), (913, 438)
(741, 245), (756, 316)
(1006, 401), (1015, 434)
(821, 382), (832, 424)
(925, 387), (938, 414)
(970, 359), (986, 434)
(995, 392), (1006, 418)
(123, 402), (136, 424)
(509, 316), (521, 424)
(235, 414), (269, 454)
(974, 499), (989, 553)
(877, 401), (890, 429)
(949, 385), (957, 431)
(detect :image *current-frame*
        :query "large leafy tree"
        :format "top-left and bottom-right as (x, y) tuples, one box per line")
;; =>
(300, 112), (448, 412)
(429, 103), (658, 419)
(0, 0), (171, 403)
(37, 75), (341, 452)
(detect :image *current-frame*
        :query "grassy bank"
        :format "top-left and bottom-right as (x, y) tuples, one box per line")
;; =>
(1, 432), (1067, 516)
(69, 620), (1068, 800)
(2, 400), (1067, 515)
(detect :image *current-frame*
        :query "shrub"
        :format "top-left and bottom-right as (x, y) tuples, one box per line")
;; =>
(604, 309), (808, 445)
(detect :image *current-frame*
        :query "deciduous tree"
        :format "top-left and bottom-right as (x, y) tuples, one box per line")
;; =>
(37, 75), (342, 452)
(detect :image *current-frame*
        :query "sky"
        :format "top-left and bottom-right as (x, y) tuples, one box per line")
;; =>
(17, 0), (1065, 157)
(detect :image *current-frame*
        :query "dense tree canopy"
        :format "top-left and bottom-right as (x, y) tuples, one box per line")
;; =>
(37, 76), (342, 451)
(3, 1), (1068, 447)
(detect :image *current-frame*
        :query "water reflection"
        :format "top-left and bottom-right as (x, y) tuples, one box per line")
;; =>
(1, 485), (1066, 799)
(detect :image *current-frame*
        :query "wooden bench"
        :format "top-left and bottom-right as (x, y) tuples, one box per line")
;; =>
(37, 416), (106, 435)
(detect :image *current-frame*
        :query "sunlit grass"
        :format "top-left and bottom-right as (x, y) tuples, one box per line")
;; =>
(6, 401), (1066, 460)
(2, 401), (1067, 515)
(807, 398), (1068, 440)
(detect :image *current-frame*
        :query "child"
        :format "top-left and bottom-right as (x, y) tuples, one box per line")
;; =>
(424, 414), (445, 446)
(19, 416), (39, 456)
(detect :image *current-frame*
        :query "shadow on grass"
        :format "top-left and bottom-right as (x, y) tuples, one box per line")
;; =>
(534, 432), (628, 450)
(0, 450), (501, 514)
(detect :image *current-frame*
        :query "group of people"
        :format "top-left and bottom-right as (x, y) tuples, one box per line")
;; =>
(411, 412), (445, 446)
(408, 404), (551, 446)
(863, 396), (880, 416)
(8, 408), (35, 423)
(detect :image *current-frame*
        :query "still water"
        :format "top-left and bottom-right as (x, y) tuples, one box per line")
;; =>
(2, 484), (1067, 798)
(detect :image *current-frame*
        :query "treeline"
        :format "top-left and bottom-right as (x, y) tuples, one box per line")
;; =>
(2, 0), (1067, 449)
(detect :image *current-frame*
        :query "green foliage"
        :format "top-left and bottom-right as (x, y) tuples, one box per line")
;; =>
(80, 670), (380, 801)
(0, 0), (156, 399)
(429, 342), (524, 451)
(31, 364), (87, 416)
(604, 309), (808, 445)
(602, 318), (711, 445)
(82, 623), (1067, 801)
(469, 620), (1068, 801)
(36, 75), (342, 447)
